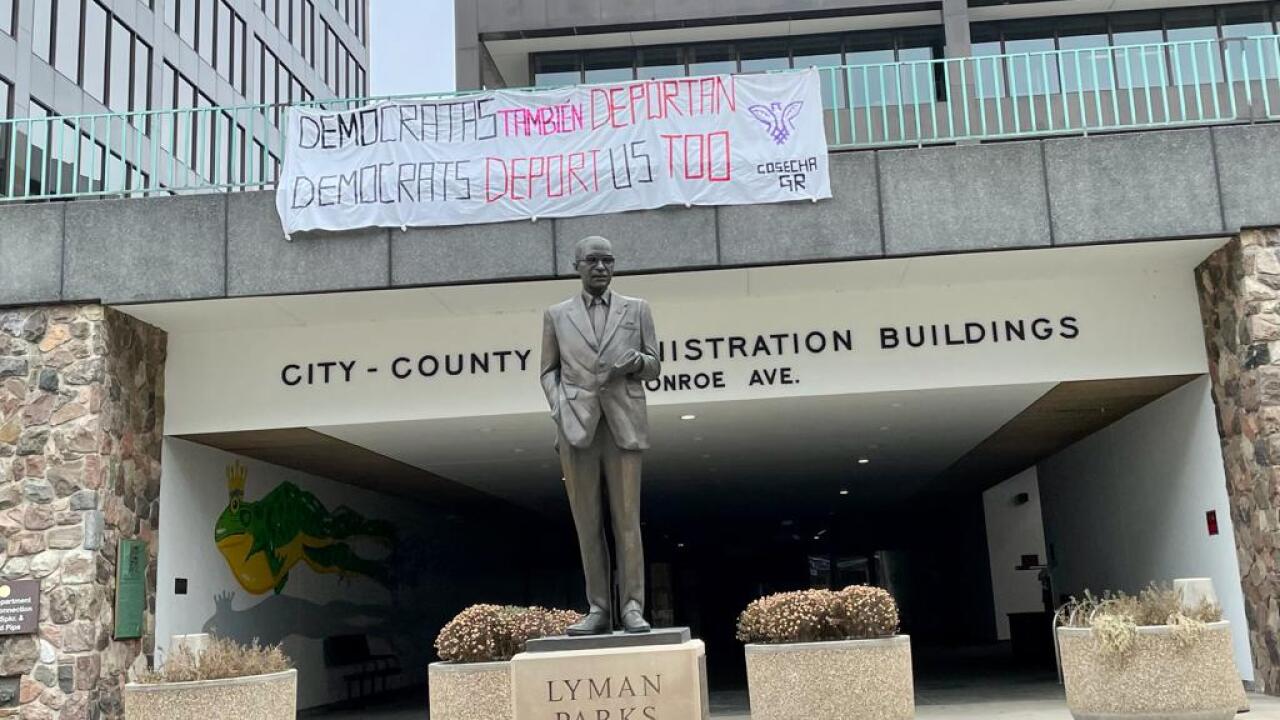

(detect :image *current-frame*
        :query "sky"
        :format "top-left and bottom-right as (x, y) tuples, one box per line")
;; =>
(370, 0), (458, 96)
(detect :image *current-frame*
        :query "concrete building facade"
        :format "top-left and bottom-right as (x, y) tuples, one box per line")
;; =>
(5, 0), (1280, 717)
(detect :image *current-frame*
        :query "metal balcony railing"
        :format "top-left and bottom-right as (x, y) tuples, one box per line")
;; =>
(815, 34), (1280, 148)
(2, 34), (1279, 203)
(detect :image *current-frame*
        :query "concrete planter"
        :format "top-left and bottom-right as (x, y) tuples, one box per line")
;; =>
(744, 635), (914, 720)
(124, 669), (296, 720)
(1057, 621), (1246, 720)
(428, 660), (512, 720)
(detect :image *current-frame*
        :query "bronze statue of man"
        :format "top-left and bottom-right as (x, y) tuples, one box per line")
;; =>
(540, 236), (661, 635)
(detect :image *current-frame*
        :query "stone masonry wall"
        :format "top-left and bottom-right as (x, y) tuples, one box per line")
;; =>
(1198, 228), (1280, 693)
(0, 305), (165, 719)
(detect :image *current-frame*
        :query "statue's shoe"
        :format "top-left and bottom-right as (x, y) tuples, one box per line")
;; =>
(621, 609), (651, 634)
(566, 611), (612, 636)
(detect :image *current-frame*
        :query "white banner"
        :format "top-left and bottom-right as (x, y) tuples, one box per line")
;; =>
(277, 69), (832, 233)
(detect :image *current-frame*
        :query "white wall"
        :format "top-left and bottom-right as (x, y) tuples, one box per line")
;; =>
(1038, 376), (1253, 680)
(983, 467), (1049, 640)
(156, 438), (439, 709)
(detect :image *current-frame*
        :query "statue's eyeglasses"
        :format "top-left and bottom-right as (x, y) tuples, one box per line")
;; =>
(582, 254), (616, 266)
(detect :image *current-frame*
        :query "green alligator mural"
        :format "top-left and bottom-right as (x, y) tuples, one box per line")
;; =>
(214, 462), (397, 595)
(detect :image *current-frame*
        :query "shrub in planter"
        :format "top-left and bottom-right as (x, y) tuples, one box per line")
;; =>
(429, 604), (583, 720)
(1056, 583), (1247, 720)
(738, 585), (913, 720)
(125, 636), (295, 720)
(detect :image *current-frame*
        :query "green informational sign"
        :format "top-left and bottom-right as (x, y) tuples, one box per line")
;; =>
(114, 540), (147, 640)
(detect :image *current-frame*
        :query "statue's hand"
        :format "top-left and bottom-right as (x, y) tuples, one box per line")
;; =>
(611, 349), (643, 378)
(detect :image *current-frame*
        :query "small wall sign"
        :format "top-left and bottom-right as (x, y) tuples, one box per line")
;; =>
(0, 580), (39, 635)
(114, 539), (148, 639)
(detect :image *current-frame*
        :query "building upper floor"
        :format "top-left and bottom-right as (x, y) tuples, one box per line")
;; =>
(456, 0), (1280, 89)
(0, 1), (369, 151)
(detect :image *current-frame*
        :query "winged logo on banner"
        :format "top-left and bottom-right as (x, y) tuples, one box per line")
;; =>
(749, 100), (805, 145)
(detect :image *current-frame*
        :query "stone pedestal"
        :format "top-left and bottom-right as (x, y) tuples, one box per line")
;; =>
(511, 630), (708, 720)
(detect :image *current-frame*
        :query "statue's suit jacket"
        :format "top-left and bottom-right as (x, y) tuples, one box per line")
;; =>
(540, 291), (662, 450)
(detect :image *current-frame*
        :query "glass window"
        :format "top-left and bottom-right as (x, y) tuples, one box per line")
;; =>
(217, 2), (232, 73)
(263, 0), (275, 26)
(165, 0), (177, 30)
(83, 1), (108, 101)
(34, 1), (52, 61)
(56, 0), (83, 81)
(1222, 5), (1277, 80)
(689, 43), (735, 77)
(971, 33), (1005, 99)
(1222, 5), (1271, 38)
(739, 39), (789, 74)
(324, 26), (335, 85)
(77, 132), (103, 193)
(162, 62), (175, 110)
(0, 0), (13, 36)
(180, 0), (196, 46)
(1111, 13), (1166, 89)
(636, 46), (682, 80)
(896, 43), (938, 107)
(845, 33), (895, 106)
(534, 52), (579, 87)
(199, 0), (215, 64)
(0, 76), (9, 119)
(792, 36), (842, 107)
(132, 40), (150, 131)
(108, 19), (131, 112)
(1002, 23), (1058, 96)
(583, 49), (633, 84)
(233, 16), (247, 93)
(1111, 11), (1163, 46)
(1057, 15), (1112, 92)
(27, 102), (52, 196)
(302, 1), (313, 59)
(1167, 8), (1223, 85)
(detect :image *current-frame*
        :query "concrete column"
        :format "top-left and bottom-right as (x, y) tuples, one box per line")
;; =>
(0, 305), (166, 719)
(1197, 228), (1280, 694)
(454, 0), (481, 91)
(941, 0), (974, 142)
(941, 0), (972, 59)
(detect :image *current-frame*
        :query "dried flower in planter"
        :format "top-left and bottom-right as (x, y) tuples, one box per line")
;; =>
(736, 585), (900, 644)
(1055, 582), (1223, 661)
(136, 636), (291, 684)
(434, 604), (584, 663)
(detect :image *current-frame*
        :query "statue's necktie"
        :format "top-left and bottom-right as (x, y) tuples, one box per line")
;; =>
(590, 299), (607, 343)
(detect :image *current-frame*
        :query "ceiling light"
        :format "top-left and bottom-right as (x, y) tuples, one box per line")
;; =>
(813, 535), (821, 540)
(513, 448), (525, 454)
(839, 489), (849, 496)
(681, 414), (697, 421)
(677, 542), (685, 548)
(858, 458), (870, 464)
(880, 426), (890, 431)
(891, 402), (902, 408)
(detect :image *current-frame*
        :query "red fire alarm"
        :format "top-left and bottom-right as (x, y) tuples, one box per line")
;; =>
(1207, 510), (1220, 537)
